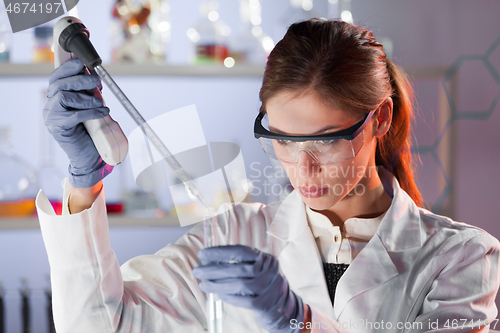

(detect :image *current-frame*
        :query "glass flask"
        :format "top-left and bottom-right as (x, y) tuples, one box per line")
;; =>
(228, 0), (273, 65)
(110, 0), (170, 64)
(187, 1), (231, 64)
(0, 128), (39, 217)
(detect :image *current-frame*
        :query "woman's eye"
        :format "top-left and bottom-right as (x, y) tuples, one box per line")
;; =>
(277, 139), (292, 145)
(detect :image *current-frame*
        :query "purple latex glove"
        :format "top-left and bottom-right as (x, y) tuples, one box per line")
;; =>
(192, 245), (305, 333)
(43, 58), (113, 188)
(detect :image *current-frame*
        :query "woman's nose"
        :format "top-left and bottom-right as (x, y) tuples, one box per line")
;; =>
(296, 149), (321, 178)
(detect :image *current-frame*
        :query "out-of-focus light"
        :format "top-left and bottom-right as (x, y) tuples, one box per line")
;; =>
(187, 28), (200, 42)
(17, 178), (29, 191)
(242, 179), (254, 193)
(219, 26), (231, 36)
(187, 28), (197, 38)
(0, 43), (7, 53)
(262, 37), (274, 52)
(328, 0), (338, 3)
(118, 5), (129, 16)
(249, 1), (260, 9)
(158, 21), (170, 32)
(224, 57), (235, 68)
(302, 0), (313, 11)
(341, 10), (353, 23)
(150, 44), (161, 55)
(160, 3), (170, 13)
(251, 15), (262, 25)
(50, 43), (54, 52)
(252, 26), (262, 36)
(130, 24), (140, 34)
(208, 10), (219, 21)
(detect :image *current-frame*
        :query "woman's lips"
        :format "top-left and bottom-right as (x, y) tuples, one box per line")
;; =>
(298, 186), (329, 198)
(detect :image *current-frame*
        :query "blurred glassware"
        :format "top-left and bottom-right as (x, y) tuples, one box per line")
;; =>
(0, 7), (11, 63)
(33, 26), (54, 63)
(110, 0), (170, 63)
(326, 0), (353, 22)
(228, 0), (274, 65)
(339, 0), (353, 23)
(279, 0), (325, 29)
(0, 128), (38, 217)
(122, 187), (161, 218)
(187, 1), (231, 65)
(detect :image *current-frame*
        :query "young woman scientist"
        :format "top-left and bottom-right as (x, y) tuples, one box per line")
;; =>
(37, 19), (500, 333)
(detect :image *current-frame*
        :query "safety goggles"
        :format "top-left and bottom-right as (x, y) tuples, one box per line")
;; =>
(254, 109), (376, 165)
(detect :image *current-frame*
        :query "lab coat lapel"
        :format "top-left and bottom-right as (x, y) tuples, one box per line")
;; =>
(335, 167), (424, 320)
(267, 190), (335, 318)
(266, 166), (424, 321)
(333, 234), (398, 319)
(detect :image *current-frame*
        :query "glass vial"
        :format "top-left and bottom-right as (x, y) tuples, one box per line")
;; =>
(187, 1), (231, 65)
(0, 128), (38, 217)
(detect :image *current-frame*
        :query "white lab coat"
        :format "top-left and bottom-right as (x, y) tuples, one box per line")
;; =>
(35, 166), (500, 333)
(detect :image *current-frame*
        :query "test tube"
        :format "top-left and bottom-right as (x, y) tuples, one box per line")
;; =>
(203, 209), (224, 333)
(93, 64), (223, 332)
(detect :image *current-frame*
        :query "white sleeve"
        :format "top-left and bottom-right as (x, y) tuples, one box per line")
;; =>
(36, 179), (209, 333)
(405, 231), (500, 333)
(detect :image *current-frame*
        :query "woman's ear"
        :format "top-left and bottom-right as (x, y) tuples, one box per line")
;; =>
(372, 97), (393, 138)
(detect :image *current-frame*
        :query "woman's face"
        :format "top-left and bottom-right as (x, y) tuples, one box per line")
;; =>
(265, 90), (389, 210)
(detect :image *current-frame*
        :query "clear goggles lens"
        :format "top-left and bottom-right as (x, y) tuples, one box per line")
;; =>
(258, 132), (365, 165)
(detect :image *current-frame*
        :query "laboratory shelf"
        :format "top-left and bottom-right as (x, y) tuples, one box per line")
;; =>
(0, 63), (266, 77)
(0, 63), (448, 79)
(0, 214), (182, 230)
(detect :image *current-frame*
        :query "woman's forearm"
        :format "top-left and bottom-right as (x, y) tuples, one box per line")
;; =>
(68, 180), (103, 214)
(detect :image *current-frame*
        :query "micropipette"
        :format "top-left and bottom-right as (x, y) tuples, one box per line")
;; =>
(54, 16), (223, 333)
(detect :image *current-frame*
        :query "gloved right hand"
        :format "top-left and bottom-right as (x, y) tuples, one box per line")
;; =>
(43, 58), (113, 188)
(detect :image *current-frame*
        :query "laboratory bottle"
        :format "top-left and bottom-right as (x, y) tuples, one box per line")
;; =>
(187, 1), (230, 64)
(0, 128), (38, 217)
(33, 26), (54, 63)
(229, 0), (269, 64)
(0, 8), (11, 63)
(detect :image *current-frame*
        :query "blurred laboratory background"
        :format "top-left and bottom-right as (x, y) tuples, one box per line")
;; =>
(0, 0), (500, 331)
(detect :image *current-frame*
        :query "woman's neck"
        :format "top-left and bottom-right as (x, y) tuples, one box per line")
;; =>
(312, 167), (392, 229)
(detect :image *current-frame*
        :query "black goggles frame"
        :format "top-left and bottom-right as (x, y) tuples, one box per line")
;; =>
(254, 108), (377, 142)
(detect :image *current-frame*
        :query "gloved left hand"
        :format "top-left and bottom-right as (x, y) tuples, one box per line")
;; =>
(192, 245), (306, 333)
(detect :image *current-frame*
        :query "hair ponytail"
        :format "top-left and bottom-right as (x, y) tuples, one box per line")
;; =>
(377, 59), (423, 207)
(260, 19), (424, 207)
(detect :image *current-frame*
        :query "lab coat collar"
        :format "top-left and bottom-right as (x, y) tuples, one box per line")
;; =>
(266, 166), (424, 251)
(266, 165), (424, 319)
